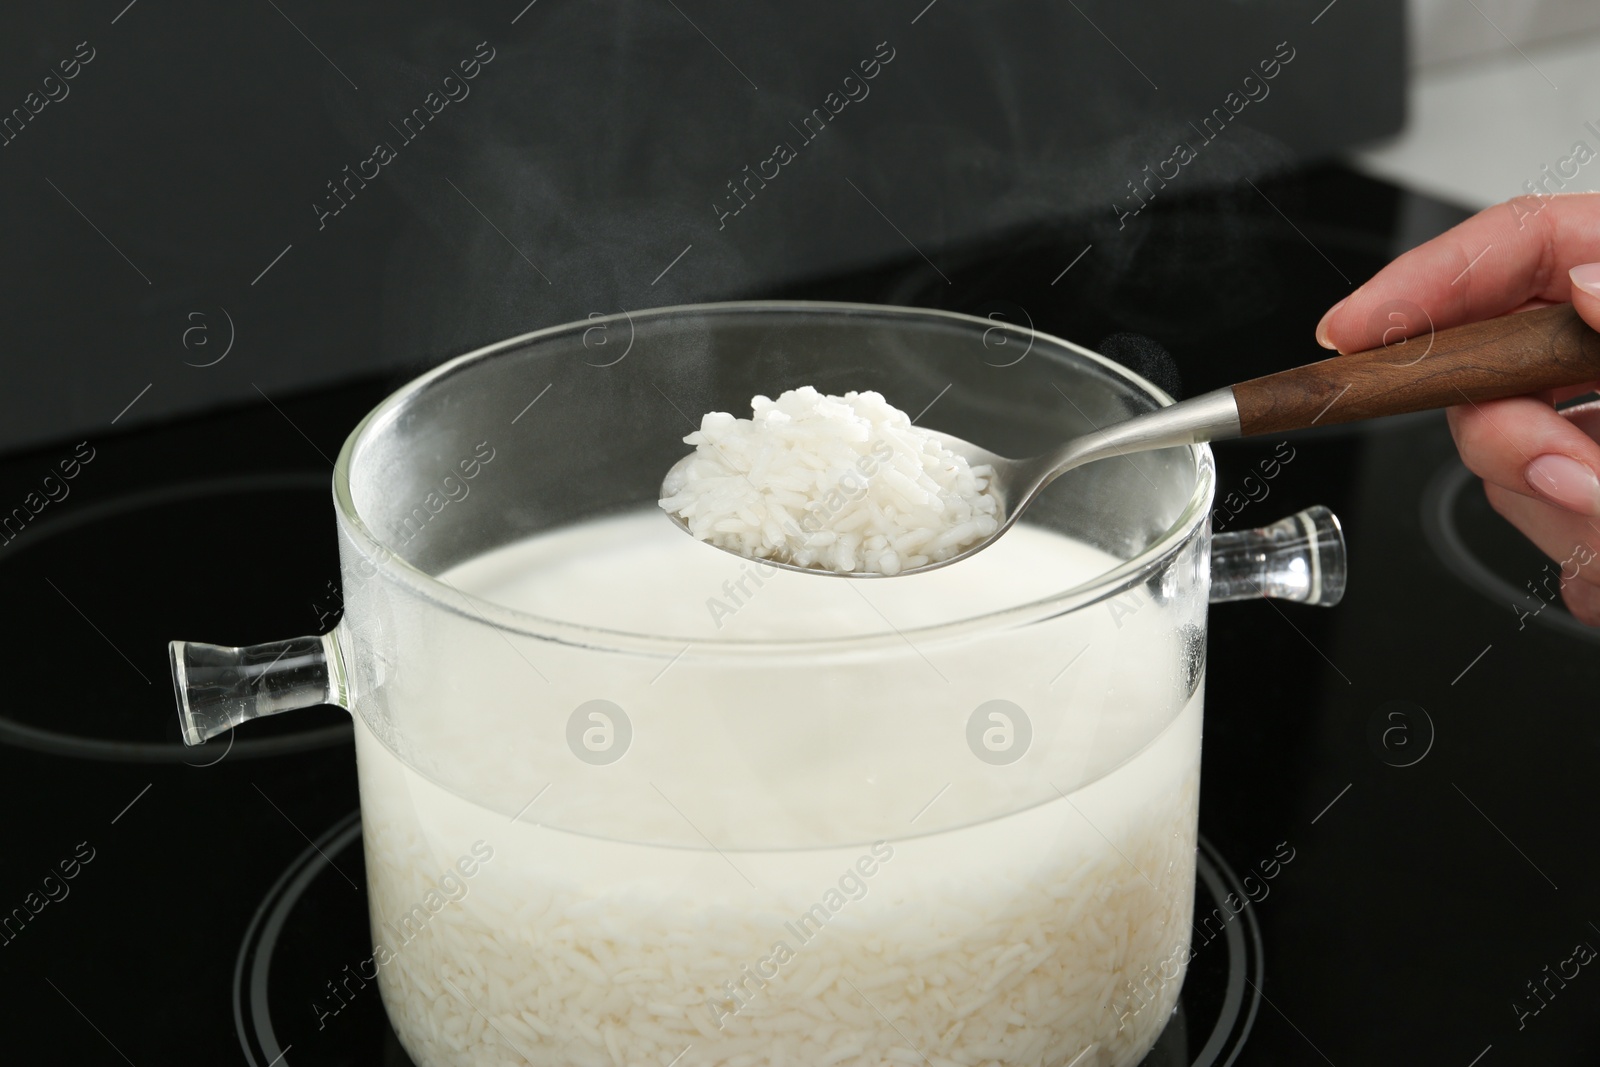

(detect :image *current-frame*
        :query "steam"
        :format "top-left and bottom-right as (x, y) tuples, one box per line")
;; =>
(310, 5), (1305, 374)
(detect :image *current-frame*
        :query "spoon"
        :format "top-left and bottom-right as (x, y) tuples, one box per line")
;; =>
(664, 304), (1600, 577)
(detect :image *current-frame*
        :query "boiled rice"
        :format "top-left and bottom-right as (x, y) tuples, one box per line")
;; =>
(659, 387), (1000, 575)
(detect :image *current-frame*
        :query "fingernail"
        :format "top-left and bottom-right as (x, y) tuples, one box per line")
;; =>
(1525, 454), (1600, 515)
(1570, 262), (1600, 299)
(1315, 298), (1348, 350)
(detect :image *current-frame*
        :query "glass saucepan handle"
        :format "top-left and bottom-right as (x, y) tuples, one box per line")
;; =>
(1210, 505), (1346, 606)
(168, 629), (351, 745)
(168, 508), (1345, 744)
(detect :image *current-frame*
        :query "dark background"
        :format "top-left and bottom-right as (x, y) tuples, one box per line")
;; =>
(2, 0), (1401, 453)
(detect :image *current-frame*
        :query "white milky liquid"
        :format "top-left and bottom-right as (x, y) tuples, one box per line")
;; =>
(441, 507), (1142, 637)
(355, 512), (1203, 1067)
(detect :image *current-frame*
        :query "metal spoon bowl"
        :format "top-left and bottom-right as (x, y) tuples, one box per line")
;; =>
(661, 388), (1236, 578)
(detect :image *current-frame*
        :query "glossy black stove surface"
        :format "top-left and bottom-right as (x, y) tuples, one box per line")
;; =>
(5, 166), (1599, 1065)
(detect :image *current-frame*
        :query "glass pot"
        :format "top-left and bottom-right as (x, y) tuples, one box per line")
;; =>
(170, 302), (1345, 1067)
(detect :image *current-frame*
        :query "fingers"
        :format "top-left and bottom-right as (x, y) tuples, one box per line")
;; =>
(1315, 192), (1600, 353)
(1482, 482), (1600, 624)
(1326, 193), (1600, 628)
(1446, 398), (1600, 514)
(1565, 576), (1600, 626)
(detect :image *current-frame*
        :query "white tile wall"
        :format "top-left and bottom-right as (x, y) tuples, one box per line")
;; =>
(1350, 4), (1600, 210)
(1412, 0), (1600, 67)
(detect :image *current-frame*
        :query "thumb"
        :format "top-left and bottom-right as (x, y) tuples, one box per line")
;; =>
(1569, 263), (1600, 332)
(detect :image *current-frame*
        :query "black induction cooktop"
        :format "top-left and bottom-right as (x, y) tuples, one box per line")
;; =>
(5, 165), (1598, 1065)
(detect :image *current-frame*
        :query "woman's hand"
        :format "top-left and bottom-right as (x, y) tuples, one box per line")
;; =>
(1314, 192), (1600, 623)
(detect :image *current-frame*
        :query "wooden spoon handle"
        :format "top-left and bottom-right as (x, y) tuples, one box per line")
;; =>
(1232, 303), (1600, 436)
